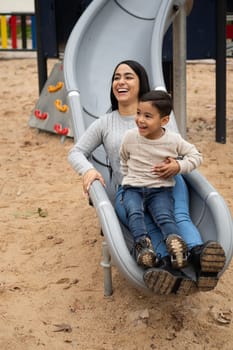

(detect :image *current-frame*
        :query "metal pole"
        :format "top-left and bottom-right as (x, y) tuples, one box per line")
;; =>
(34, 0), (48, 94)
(100, 241), (113, 296)
(216, 0), (226, 143)
(21, 15), (27, 49)
(173, 4), (187, 138)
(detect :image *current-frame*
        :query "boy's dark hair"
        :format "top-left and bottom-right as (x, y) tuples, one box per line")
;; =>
(110, 60), (150, 111)
(139, 90), (173, 117)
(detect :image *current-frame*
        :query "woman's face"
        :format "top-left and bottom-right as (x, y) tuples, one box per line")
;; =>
(112, 64), (140, 106)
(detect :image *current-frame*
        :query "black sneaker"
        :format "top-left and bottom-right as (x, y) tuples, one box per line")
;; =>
(133, 237), (158, 268)
(143, 256), (197, 296)
(190, 240), (226, 292)
(165, 234), (188, 269)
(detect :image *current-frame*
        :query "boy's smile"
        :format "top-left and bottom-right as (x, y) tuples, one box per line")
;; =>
(136, 101), (169, 139)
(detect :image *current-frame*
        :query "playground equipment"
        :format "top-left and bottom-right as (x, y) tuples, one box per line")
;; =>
(27, 0), (86, 139)
(63, 0), (233, 295)
(29, 62), (73, 141)
(0, 14), (36, 51)
(25, 0), (231, 143)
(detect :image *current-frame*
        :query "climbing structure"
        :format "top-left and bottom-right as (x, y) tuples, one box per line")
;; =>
(29, 62), (73, 139)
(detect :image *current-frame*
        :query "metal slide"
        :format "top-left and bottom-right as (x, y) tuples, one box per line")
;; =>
(64, 0), (233, 294)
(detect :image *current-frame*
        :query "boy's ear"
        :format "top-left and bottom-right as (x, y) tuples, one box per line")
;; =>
(161, 115), (170, 126)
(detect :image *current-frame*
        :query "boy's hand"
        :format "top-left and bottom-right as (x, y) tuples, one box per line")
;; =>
(151, 157), (180, 179)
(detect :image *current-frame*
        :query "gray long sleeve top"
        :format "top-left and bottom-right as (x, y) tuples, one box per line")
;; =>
(68, 110), (136, 186)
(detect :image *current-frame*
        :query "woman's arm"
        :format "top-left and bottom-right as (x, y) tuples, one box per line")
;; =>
(68, 118), (104, 175)
(68, 117), (106, 193)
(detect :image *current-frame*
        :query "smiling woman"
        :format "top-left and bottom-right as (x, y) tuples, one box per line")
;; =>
(68, 60), (150, 196)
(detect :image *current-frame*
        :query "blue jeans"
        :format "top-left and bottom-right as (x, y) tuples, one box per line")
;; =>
(115, 175), (203, 258)
(122, 185), (179, 242)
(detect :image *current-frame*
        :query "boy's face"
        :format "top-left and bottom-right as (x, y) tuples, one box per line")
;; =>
(135, 101), (169, 139)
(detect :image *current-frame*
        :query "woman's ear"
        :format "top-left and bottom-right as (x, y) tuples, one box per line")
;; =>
(161, 115), (170, 126)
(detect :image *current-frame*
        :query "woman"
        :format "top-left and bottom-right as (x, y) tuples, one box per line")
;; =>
(68, 60), (226, 295)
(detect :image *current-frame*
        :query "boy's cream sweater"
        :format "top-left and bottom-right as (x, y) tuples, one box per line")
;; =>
(120, 128), (203, 188)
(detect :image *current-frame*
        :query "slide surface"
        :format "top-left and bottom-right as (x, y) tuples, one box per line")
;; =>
(64, 0), (233, 294)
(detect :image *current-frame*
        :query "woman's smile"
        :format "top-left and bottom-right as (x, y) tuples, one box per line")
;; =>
(112, 64), (140, 105)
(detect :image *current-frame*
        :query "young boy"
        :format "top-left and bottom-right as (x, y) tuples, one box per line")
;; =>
(119, 90), (203, 269)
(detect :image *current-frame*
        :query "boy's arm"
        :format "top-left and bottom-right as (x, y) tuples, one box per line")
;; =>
(176, 136), (203, 173)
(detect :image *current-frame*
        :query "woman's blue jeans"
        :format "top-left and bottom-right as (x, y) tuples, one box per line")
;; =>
(115, 175), (203, 258)
(122, 185), (180, 242)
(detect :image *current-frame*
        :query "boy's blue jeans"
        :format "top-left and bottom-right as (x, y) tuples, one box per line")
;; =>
(122, 185), (180, 242)
(115, 175), (203, 258)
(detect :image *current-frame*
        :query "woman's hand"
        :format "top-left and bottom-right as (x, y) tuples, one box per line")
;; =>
(151, 157), (180, 179)
(82, 168), (106, 194)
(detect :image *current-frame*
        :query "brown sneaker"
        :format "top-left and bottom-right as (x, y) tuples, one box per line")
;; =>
(133, 237), (158, 268)
(165, 234), (188, 269)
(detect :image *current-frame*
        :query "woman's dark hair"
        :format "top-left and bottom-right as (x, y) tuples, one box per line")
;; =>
(110, 60), (150, 111)
(139, 90), (173, 117)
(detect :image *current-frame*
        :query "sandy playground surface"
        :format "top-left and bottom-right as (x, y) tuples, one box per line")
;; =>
(0, 53), (233, 349)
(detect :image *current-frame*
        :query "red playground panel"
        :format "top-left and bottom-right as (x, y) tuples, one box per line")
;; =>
(226, 24), (233, 39)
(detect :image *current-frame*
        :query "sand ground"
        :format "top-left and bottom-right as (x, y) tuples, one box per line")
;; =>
(0, 54), (233, 349)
